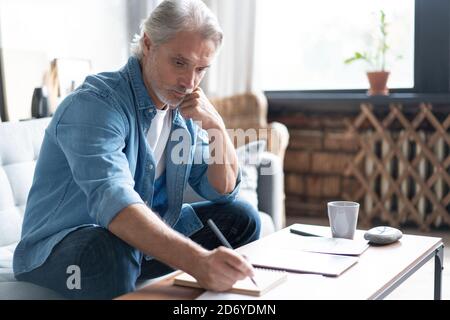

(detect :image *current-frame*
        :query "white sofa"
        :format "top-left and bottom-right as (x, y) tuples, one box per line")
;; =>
(0, 117), (285, 299)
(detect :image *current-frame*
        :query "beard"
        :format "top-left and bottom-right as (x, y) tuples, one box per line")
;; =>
(148, 56), (190, 109)
(156, 86), (188, 109)
(151, 80), (184, 108)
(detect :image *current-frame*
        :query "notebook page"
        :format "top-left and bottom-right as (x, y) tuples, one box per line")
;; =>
(291, 235), (369, 256)
(173, 268), (287, 297)
(249, 249), (359, 276)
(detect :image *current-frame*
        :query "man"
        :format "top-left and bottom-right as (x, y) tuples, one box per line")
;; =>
(13, 0), (260, 299)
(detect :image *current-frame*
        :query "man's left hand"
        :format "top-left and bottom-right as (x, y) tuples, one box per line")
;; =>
(178, 87), (225, 130)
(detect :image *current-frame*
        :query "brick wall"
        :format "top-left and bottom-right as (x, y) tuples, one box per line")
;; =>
(268, 96), (450, 229)
(270, 113), (360, 218)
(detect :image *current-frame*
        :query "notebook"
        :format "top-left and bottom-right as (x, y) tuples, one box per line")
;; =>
(248, 248), (358, 277)
(173, 268), (287, 297)
(289, 227), (369, 256)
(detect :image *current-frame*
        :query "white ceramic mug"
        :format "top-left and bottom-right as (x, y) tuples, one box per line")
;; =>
(327, 201), (360, 239)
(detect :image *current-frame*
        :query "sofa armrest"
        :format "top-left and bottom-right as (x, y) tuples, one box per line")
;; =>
(182, 151), (286, 232)
(266, 121), (290, 163)
(256, 151), (285, 231)
(211, 92), (290, 164)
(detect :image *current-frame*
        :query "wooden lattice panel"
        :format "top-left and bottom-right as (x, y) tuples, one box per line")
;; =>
(344, 103), (450, 230)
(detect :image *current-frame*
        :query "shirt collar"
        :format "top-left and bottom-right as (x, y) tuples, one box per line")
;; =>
(126, 56), (157, 111)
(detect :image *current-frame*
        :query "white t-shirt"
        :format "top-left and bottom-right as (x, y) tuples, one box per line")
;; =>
(146, 107), (172, 179)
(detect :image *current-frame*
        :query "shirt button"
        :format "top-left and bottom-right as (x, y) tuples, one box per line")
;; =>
(149, 164), (154, 170)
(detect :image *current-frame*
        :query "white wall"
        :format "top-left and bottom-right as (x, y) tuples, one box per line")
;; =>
(0, 0), (129, 121)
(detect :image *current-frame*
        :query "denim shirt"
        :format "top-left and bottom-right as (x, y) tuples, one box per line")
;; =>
(13, 56), (241, 275)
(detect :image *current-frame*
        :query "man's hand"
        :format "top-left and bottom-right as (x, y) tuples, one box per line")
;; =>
(190, 246), (256, 292)
(179, 88), (238, 194)
(178, 87), (224, 130)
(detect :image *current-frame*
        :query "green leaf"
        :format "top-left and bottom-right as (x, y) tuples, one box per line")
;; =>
(344, 10), (399, 70)
(344, 57), (357, 64)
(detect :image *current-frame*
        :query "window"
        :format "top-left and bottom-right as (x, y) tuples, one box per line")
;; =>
(255, 0), (415, 91)
(0, 0), (130, 121)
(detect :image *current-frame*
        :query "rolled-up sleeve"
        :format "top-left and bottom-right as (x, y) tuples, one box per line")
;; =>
(188, 126), (241, 204)
(55, 91), (143, 227)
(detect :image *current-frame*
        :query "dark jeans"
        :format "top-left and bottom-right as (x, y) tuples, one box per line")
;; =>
(16, 199), (261, 299)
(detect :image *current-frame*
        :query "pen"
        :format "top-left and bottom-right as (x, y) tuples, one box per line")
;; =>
(290, 228), (322, 237)
(207, 219), (258, 287)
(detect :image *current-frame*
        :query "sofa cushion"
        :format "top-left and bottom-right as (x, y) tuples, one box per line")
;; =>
(0, 118), (50, 249)
(2, 161), (36, 210)
(183, 140), (266, 210)
(0, 243), (16, 269)
(235, 140), (266, 209)
(258, 211), (275, 237)
(0, 243), (64, 299)
(0, 281), (65, 300)
(0, 209), (23, 248)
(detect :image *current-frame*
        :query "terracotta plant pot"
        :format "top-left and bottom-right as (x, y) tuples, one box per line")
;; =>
(366, 71), (390, 96)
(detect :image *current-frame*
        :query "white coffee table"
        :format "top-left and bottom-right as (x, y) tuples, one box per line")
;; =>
(118, 224), (444, 300)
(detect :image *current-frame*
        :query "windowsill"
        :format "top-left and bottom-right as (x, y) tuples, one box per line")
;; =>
(266, 92), (450, 116)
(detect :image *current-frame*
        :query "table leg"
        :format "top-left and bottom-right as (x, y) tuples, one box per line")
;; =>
(434, 245), (444, 300)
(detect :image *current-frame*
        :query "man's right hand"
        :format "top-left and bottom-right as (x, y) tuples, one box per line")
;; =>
(109, 204), (255, 292)
(190, 246), (256, 292)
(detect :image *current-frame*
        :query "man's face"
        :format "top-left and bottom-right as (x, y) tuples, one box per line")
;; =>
(141, 30), (217, 109)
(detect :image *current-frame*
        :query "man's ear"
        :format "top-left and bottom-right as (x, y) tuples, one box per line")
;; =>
(143, 33), (153, 56)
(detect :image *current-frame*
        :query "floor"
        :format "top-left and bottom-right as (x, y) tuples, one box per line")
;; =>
(286, 216), (450, 300)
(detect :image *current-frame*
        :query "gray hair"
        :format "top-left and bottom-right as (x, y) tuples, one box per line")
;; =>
(130, 0), (223, 59)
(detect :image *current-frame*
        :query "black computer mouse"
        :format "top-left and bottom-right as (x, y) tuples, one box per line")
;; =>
(364, 226), (403, 245)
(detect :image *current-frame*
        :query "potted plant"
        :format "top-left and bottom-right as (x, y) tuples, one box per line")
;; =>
(344, 10), (400, 96)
